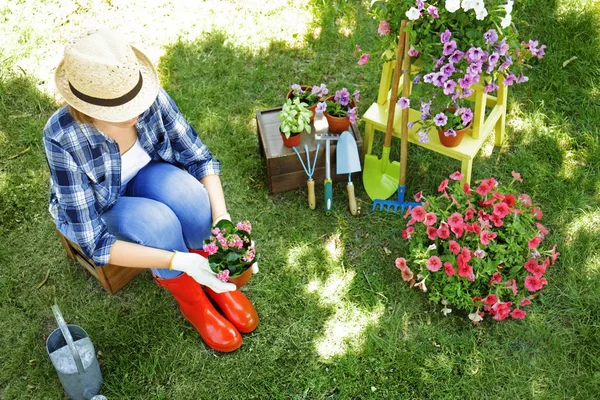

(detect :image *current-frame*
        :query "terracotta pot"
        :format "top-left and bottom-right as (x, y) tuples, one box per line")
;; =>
(280, 130), (301, 147)
(287, 85), (317, 122)
(437, 107), (471, 148)
(323, 96), (355, 134)
(229, 266), (252, 288)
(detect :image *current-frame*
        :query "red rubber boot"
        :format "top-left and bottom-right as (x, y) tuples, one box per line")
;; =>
(154, 273), (242, 352)
(203, 287), (259, 333)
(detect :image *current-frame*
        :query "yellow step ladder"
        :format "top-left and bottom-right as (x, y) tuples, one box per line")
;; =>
(362, 61), (508, 185)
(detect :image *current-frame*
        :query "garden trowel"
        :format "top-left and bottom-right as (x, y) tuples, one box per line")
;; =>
(336, 130), (361, 215)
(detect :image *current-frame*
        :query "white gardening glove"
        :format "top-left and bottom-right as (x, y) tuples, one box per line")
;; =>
(212, 212), (231, 227)
(250, 240), (259, 274)
(170, 251), (236, 293)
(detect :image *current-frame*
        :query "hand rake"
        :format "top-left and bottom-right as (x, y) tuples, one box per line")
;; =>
(293, 143), (320, 209)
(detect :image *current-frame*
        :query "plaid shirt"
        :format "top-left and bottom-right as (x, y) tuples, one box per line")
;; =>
(43, 88), (222, 266)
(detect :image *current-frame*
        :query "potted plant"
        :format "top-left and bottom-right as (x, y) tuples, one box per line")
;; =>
(287, 83), (329, 122)
(278, 97), (313, 148)
(321, 88), (360, 134)
(201, 219), (258, 288)
(395, 171), (559, 323)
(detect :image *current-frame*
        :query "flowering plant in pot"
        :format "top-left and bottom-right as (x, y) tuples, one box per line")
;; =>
(288, 84), (329, 121)
(395, 170), (559, 323)
(320, 88), (360, 134)
(202, 219), (258, 287)
(278, 97), (313, 147)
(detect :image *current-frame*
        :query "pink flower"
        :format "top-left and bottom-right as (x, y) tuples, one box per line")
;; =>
(461, 247), (472, 262)
(448, 213), (464, 228)
(358, 53), (370, 65)
(463, 183), (472, 196)
(426, 226), (438, 240)
(414, 191), (423, 202)
(493, 202), (509, 218)
(483, 294), (498, 306)
(551, 244), (560, 265)
(402, 268), (414, 281)
(532, 207), (543, 220)
(506, 279), (518, 296)
(438, 179), (449, 192)
(451, 223), (464, 238)
(395, 257), (407, 271)
(437, 221), (450, 239)
(402, 227), (414, 240)
(450, 194), (462, 208)
(511, 309), (527, 319)
(424, 212), (438, 226)
(511, 170), (523, 182)
(411, 206), (426, 222)
(458, 262), (474, 281)
(465, 208), (475, 221)
(476, 181), (492, 196)
(479, 230), (497, 245)
(490, 213), (504, 227)
(211, 227), (221, 236)
(235, 220), (252, 234)
(536, 223), (549, 236)
(216, 270), (230, 282)
(408, 46), (420, 57)
(519, 193), (532, 206)
(449, 171), (464, 181)
(524, 260), (538, 274)
(202, 242), (219, 255)
(528, 236), (542, 249)
(426, 256), (442, 272)
(490, 301), (513, 321)
(474, 249), (486, 258)
(524, 276), (548, 292)
(444, 262), (455, 276)
(353, 44), (361, 58)
(520, 299), (532, 306)
(488, 272), (502, 286)
(448, 240), (461, 255)
(378, 20), (390, 36)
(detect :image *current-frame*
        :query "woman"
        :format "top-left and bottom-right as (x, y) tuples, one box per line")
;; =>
(43, 28), (258, 352)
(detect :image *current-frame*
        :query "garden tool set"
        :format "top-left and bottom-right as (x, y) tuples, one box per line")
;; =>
(292, 143), (320, 209)
(336, 130), (362, 215)
(369, 20), (421, 213)
(314, 111), (339, 215)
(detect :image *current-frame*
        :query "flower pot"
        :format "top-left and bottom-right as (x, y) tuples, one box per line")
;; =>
(229, 266), (252, 288)
(437, 107), (471, 148)
(323, 96), (355, 134)
(280, 130), (301, 147)
(287, 85), (317, 122)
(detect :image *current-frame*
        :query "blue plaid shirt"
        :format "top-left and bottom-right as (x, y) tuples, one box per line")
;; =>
(43, 88), (222, 266)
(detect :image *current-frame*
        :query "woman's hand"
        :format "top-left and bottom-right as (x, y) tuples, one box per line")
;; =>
(171, 251), (236, 293)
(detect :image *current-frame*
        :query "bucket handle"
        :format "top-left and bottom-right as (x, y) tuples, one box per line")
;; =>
(51, 304), (85, 374)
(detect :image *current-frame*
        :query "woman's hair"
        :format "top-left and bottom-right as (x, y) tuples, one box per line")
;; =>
(68, 105), (94, 124)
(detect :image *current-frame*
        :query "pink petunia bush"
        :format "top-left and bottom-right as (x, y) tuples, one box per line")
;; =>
(395, 171), (559, 323)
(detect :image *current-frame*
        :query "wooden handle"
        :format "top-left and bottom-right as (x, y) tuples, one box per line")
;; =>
(384, 20), (408, 148)
(307, 179), (315, 209)
(399, 30), (412, 187)
(347, 182), (358, 216)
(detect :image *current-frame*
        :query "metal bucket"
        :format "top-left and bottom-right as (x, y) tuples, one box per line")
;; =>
(46, 305), (106, 400)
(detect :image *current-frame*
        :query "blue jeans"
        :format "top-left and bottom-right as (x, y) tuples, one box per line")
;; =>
(57, 162), (212, 279)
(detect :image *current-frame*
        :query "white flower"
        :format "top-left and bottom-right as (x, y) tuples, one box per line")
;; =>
(468, 312), (483, 323)
(475, 7), (488, 20)
(500, 14), (512, 28)
(505, 0), (514, 14)
(426, 244), (437, 253)
(406, 7), (421, 20)
(442, 307), (452, 316)
(461, 0), (475, 11)
(441, 299), (448, 305)
(445, 0), (461, 12)
(415, 277), (428, 292)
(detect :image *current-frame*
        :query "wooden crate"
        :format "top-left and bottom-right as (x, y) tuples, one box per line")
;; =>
(256, 107), (363, 194)
(56, 230), (143, 294)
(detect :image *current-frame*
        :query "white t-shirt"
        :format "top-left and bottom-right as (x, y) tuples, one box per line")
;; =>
(121, 139), (151, 186)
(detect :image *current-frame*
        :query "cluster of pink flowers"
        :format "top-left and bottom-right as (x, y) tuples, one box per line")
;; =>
(395, 171), (560, 323)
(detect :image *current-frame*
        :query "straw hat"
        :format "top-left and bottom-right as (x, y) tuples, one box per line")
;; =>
(55, 28), (159, 122)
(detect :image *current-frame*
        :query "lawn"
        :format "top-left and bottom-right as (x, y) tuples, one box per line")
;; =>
(1, 0), (599, 399)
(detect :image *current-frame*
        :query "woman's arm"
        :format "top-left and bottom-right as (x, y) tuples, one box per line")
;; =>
(201, 174), (228, 223)
(109, 240), (174, 269)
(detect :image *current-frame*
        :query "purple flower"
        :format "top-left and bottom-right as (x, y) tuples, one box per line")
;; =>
(459, 107), (473, 125)
(498, 55), (513, 71)
(444, 129), (457, 137)
(408, 46), (420, 57)
(497, 39), (509, 56)
(413, 74), (422, 84)
(466, 47), (485, 63)
(443, 80), (457, 95)
(427, 5), (439, 18)
(348, 107), (358, 124)
(352, 90), (360, 103)
(458, 74), (474, 90)
(407, 121), (417, 130)
(443, 41), (457, 56)
(335, 88), (351, 106)
(440, 29), (452, 44)
(449, 50), (464, 63)
(416, 0), (425, 10)
(418, 129), (430, 143)
(484, 82), (499, 94)
(460, 88), (475, 98)
(433, 113), (448, 127)
(316, 101), (327, 113)
(291, 84), (303, 94)
(423, 73), (435, 83)
(434, 56), (446, 70)
(503, 73), (517, 86)
(488, 52), (500, 67)
(468, 62), (483, 75)
(378, 20), (390, 36)
(484, 29), (498, 44)
(311, 84), (328, 97)
(420, 100), (432, 115)
(397, 97), (410, 109)
(517, 74), (529, 83)
(432, 73), (447, 87)
(536, 45), (547, 59)
(441, 63), (455, 76)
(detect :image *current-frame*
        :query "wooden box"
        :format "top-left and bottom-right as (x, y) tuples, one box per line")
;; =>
(256, 107), (363, 194)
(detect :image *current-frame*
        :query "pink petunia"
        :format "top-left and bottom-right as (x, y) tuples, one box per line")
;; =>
(528, 236), (542, 249)
(395, 257), (408, 271)
(511, 309), (527, 319)
(511, 170), (523, 182)
(551, 244), (560, 265)
(524, 260), (538, 275)
(450, 171), (464, 181)
(448, 213), (464, 228)
(426, 256), (442, 272)
(358, 53), (370, 65)
(444, 262), (455, 276)
(519, 193), (532, 206)
(463, 183), (472, 197)
(489, 213), (504, 227)
(402, 226), (414, 240)
(458, 262), (474, 281)
(402, 268), (414, 281)
(490, 301), (513, 321)
(506, 279), (518, 296)
(532, 207), (543, 220)
(483, 294), (498, 306)
(480, 230), (497, 245)
(437, 221), (450, 239)
(450, 194), (462, 208)
(414, 191), (423, 202)
(476, 181), (492, 196)
(493, 202), (510, 218)
(536, 223), (549, 236)
(524, 275), (548, 292)
(426, 226), (438, 240)
(488, 272), (502, 286)
(520, 299), (532, 306)
(448, 240), (461, 255)
(377, 20), (390, 36)
(438, 179), (449, 192)
(474, 249), (486, 258)
(411, 206), (426, 222)
(424, 212), (438, 226)
(465, 208), (475, 221)
(451, 223), (464, 238)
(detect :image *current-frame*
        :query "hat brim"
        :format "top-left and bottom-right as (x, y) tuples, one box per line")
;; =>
(55, 46), (159, 123)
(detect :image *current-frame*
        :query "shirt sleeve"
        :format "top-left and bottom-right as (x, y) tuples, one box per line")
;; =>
(43, 136), (116, 266)
(157, 88), (222, 180)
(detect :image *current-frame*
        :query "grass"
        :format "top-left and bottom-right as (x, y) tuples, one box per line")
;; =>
(1, 0), (599, 398)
